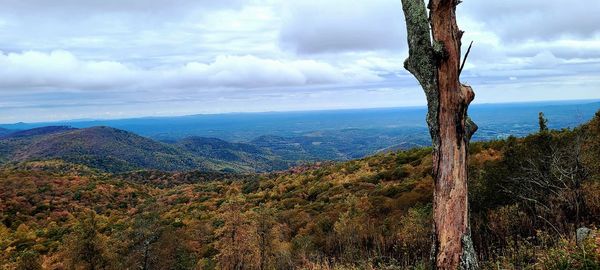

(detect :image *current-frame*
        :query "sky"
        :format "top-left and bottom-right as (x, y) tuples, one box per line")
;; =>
(0, 0), (599, 123)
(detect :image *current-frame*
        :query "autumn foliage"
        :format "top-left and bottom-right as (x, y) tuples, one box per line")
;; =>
(1, 113), (600, 269)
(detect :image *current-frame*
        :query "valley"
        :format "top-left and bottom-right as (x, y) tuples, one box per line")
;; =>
(1, 100), (599, 174)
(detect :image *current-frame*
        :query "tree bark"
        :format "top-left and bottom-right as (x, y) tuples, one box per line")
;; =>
(400, 0), (478, 269)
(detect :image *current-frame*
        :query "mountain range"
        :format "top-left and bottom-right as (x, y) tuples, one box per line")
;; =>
(0, 126), (430, 174)
(0, 126), (293, 173)
(2, 100), (600, 173)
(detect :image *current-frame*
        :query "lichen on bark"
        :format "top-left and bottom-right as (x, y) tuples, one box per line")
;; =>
(400, 0), (440, 149)
(459, 231), (479, 270)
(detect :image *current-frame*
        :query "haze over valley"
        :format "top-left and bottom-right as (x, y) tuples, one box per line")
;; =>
(1, 100), (599, 173)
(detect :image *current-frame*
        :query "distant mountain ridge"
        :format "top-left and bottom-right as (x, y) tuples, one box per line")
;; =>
(0, 126), (429, 174)
(0, 126), (74, 139)
(2, 101), (599, 161)
(175, 136), (291, 172)
(0, 127), (14, 137)
(2, 100), (599, 142)
(0, 126), (293, 173)
(2, 101), (600, 173)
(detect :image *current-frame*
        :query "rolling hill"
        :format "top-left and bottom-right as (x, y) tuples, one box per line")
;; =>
(0, 127), (15, 137)
(175, 136), (292, 172)
(0, 126), (74, 139)
(1, 126), (430, 173)
(0, 126), (288, 173)
(3, 101), (598, 165)
(3, 100), (599, 143)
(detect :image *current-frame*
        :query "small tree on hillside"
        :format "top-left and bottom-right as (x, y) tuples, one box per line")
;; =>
(63, 212), (112, 270)
(539, 112), (549, 132)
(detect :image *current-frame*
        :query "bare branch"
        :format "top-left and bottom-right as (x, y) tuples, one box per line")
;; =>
(459, 41), (473, 77)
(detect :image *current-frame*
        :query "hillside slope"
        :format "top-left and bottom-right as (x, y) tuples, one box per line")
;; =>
(0, 126), (286, 173)
(0, 127), (15, 137)
(0, 126), (74, 139)
(10, 126), (210, 172)
(176, 136), (292, 172)
(1, 111), (598, 269)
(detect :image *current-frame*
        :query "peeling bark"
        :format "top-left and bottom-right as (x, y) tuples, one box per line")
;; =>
(400, 0), (478, 269)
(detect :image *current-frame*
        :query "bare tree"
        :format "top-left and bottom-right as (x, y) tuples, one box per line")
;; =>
(501, 130), (589, 229)
(400, 0), (478, 269)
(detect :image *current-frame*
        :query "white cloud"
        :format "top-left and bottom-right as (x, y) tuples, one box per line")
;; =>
(279, 0), (406, 54)
(0, 51), (381, 91)
(461, 0), (600, 41)
(0, 50), (139, 90)
(0, 0), (244, 15)
(1, 0), (600, 122)
(174, 55), (383, 87)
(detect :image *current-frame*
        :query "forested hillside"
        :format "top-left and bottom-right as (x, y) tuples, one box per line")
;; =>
(0, 126), (293, 173)
(1, 112), (599, 269)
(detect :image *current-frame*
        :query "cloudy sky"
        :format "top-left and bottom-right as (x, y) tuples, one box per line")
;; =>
(1, 0), (599, 123)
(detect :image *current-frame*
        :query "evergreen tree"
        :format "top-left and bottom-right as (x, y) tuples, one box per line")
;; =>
(538, 112), (549, 132)
(63, 212), (112, 270)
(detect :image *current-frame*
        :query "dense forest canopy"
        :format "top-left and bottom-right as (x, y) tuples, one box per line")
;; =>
(1, 112), (599, 269)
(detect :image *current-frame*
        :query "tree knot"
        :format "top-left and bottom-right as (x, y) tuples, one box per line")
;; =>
(459, 84), (475, 104)
(465, 117), (478, 141)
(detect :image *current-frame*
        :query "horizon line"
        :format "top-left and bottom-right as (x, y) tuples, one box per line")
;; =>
(2, 98), (599, 126)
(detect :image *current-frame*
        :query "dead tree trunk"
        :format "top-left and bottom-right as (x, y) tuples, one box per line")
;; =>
(400, 0), (478, 269)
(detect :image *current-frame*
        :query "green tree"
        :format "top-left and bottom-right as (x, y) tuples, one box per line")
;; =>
(539, 112), (549, 132)
(16, 250), (42, 270)
(63, 212), (112, 270)
(252, 206), (292, 270)
(215, 198), (259, 270)
(127, 212), (163, 270)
